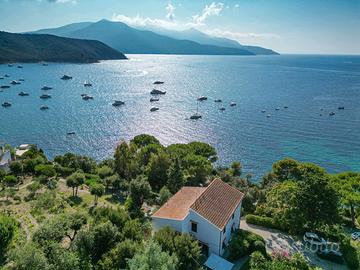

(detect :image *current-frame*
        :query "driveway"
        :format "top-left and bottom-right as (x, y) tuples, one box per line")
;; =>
(240, 218), (349, 270)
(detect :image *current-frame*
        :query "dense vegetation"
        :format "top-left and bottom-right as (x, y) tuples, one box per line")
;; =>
(0, 31), (127, 64)
(0, 135), (359, 270)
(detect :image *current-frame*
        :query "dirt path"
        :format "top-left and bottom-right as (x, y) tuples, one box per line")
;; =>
(240, 218), (349, 270)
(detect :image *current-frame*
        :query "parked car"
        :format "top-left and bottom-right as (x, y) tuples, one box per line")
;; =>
(316, 249), (344, 264)
(303, 232), (327, 246)
(351, 232), (360, 241)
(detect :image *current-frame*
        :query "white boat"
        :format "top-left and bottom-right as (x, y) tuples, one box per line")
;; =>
(150, 107), (159, 112)
(198, 96), (208, 101)
(150, 89), (166, 95)
(10, 80), (21, 85)
(40, 105), (49, 110)
(219, 107), (225, 111)
(2, 102), (11, 107)
(84, 81), (92, 87)
(261, 110), (266, 113)
(190, 101), (202, 119)
(61, 75), (73, 80)
(275, 107), (280, 111)
(112, 100), (125, 106)
(82, 95), (93, 100)
(18, 92), (29, 96)
(230, 102), (236, 107)
(40, 94), (51, 99)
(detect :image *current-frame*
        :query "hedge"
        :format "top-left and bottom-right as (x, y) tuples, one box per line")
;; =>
(245, 214), (280, 230)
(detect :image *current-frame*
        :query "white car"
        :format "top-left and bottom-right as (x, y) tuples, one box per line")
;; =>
(303, 232), (327, 246)
(351, 232), (360, 241)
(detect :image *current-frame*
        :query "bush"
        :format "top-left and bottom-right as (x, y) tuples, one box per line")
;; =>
(34, 164), (56, 177)
(340, 236), (359, 270)
(0, 214), (18, 254)
(246, 214), (279, 230)
(227, 229), (265, 261)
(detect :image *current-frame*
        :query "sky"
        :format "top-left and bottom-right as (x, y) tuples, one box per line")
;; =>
(0, 0), (359, 54)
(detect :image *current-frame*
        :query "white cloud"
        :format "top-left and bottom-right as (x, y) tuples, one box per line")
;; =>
(192, 2), (224, 26)
(166, 3), (175, 21)
(205, 28), (280, 44)
(112, 14), (179, 29)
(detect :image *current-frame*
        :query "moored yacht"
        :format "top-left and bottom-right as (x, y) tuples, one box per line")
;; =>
(1, 85), (10, 89)
(150, 107), (159, 112)
(40, 94), (51, 99)
(41, 86), (52, 90)
(150, 97), (159, 102)
(214, 99), (222, 103)
(198, 96), (208, 101)
(2, 102), (11, 107)
(18, 92), (29, 96)
(61, 75), (73, 80)
(112, 100), (125, 106)
(219, 107), (226, 111)
(82, 95), (93, 100)
(329, 112), (335, 116)
(150, 89), (166, 95)
(153, 81), (165, 85)
(84, 81), (92, 87)
(230, 102), (236, 107)
(40, 105), (49, 110)
(10, 80), (21, 85)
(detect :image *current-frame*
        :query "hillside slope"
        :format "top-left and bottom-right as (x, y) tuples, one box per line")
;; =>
(0, 31), (127, 63)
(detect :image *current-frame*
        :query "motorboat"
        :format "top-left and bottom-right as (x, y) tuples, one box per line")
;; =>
(150, 97), (160, 102)
(84, 81), (92, 87)
(0, 85), (10, 89)
(82, 95), (93, 100)
(153, 81), (164, 85)
(214, 99), (222, 103)
(266, 114), (271, 118)
(41, 86), (52, 90)
(338, 106), (345, 110)
(219, 107), (226, 111)
(112, 100), (125, 106)
(19, 78), (25, 82)
(2, 102), (11, 107)
(61, 75), (73, 80)
(275, 107), (280, 111)
(17, 65), (23, 69)
(329, 112), (335, 116)
(150, 107), (159, 112)
(197, 96), (208, 101)
(284, 106), (288, 109)
(40, 94), (51, 99)
(261, 110), (266, 113)
(10, 80), (21, 85)
(18, 92), (29, 96)
(150, 89), (166, 95)
(40, 105), (49, 110)
(8, 64), (13, 67)
(230, 102), (237, 107)
(42, 63), (48, 66)
(67, 132), (76, 135)
(4, 74), (10, 78)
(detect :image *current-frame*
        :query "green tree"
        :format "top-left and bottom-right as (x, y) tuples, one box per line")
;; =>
(98, 239), (138, 270)
(114, 141), (132, 179)
(3, 175), (19, 189)
(154, 227), (202, 270)
(188, 142), (217, 161)
(158, 186), (172, 205)
(331, 172), (360, 227)
(127, 241), (178, 270)
(230, 161), (242, 176)
(97, 166), (113, 179)
(8, 243), (49, 270)
(9, 161), (23, 176)
(66, 171), (85, 196)
(147, 151), (170, 191)
(0, 214), (17, 256)
(90, 183), (105, 205)
(128, 176), (151, 210)
(34, 164), (56, 178)
(167, 158), (185, 193)
(131, 134), (160, 148)
(183, 154), (212, 186)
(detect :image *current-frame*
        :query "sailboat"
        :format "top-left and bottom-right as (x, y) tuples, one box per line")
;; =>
(190, 101), (202, 120)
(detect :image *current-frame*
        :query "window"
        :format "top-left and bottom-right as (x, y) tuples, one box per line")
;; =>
(191, 221), (197, 233)
(223, 227), (226, 234)
(232, 213), (235, 219)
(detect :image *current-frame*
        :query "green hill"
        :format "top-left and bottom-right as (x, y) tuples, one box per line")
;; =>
(0, 31), (127, 64)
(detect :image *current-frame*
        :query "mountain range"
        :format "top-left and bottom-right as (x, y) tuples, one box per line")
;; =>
(0, 31), (127, 64)
(30, 19), (278, 56)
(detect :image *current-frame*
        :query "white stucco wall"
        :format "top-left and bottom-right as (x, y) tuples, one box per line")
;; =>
(219, 202), (242, 254)
(183, 209), (222, 255)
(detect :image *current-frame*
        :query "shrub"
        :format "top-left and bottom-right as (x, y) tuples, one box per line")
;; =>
(0, 214), (18, 254)
(246, 214), (279, 230)
(340, 236), (359, 270)
(34, 164), (56, 177)
(227, 229), (265, 261)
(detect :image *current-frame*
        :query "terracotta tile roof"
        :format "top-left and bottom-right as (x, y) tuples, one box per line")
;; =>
(190, 179), (244, 230)
(152, 187), (206, 220)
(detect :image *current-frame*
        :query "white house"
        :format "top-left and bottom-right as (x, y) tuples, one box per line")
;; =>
(152, 178), (244, 256)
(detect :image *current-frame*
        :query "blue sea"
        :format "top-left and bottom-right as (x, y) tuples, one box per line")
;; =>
(0, 55), (359, 181)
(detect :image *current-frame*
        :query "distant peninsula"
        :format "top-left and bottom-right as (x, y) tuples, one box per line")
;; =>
(30, 20), (278, 56)
(0, 31), (127, 64)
